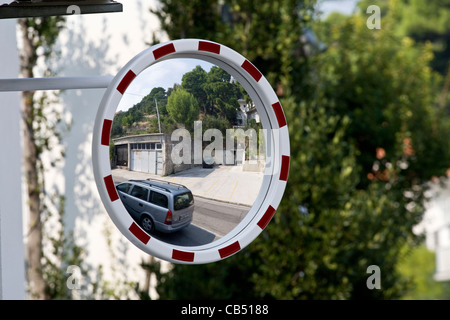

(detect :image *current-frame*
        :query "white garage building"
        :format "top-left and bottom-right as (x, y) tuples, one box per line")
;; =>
(113, 133), (165, 175)
(113, 133), (195, 176)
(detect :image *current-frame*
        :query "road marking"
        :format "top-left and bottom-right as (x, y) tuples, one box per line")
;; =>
(228, 181), (238, 200)
(202, 178), (219, 195)
(172, 176), (195, 187)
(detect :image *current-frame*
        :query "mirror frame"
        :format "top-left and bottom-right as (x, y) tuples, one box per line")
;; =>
(92, 39), (290, 264)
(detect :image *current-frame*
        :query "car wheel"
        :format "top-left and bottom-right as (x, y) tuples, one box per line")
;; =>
(140, 215), (155, 234)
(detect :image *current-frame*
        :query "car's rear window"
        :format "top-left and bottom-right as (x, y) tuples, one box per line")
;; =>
(117, 183), (132, 193)
(174, 192), (194, 211)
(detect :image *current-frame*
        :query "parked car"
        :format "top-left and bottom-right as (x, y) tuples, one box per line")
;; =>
(116, 179), (194, 234)
(202, 156), (215, 168)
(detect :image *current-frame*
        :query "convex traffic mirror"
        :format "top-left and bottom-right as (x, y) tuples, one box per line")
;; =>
(111, 58), (263, 247)
(92, 39), (290, 264)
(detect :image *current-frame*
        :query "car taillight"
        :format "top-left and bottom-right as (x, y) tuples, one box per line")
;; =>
(164, 210), (173, 225)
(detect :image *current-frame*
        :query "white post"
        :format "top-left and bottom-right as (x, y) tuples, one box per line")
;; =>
(0, 17), (26, 299)
(0, 75), (114, 92)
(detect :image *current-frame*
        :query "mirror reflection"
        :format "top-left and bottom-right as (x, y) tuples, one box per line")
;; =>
(109, 59), (265, 246)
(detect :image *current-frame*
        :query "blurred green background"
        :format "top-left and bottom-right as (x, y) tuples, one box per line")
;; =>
(138, 0), (450, 300)
(17, 0), (450, 300)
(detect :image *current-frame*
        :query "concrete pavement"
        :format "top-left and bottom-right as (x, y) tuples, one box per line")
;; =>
(111, 165), (263, 207)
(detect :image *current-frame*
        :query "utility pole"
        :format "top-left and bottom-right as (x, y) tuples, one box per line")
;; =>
(155, 98), (162, 134)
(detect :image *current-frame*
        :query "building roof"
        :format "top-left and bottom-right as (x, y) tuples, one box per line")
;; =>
(113, 132), (166, 145)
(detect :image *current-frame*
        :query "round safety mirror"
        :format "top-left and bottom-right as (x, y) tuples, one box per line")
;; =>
(92, 39), (290, 264)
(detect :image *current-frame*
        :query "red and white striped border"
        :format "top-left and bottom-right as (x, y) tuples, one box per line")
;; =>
(92, 39), (289, 264)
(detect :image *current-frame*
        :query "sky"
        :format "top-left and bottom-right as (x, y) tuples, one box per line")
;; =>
(316, 0), (360, 19)
(117, 58), (215, 112)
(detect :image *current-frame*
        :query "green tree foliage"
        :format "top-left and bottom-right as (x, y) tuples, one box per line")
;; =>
(166, 88), (200, 131)
(150, 0), (220, 40)
(316, 13), (450, 185)
(146, 0), (450, 300)
(217, 0), (315, 94)
(358, 0), (450, 75)
(180, 64), (244, 125)
(151, 0), (313, 96)
(203, 66), (241, 123)
(397, 245), (450, 299)
(181, 65), (208, 114)
(112, 64), (247, 138)
(200, 114), (230, 134)
(112, 87), (169, 137)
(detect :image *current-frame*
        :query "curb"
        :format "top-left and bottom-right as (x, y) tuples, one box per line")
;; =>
(192, 193), (252, 209)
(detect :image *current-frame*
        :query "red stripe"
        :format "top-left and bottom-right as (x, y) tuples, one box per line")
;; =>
(116, 70), (136, 94)
(198, 41), (221, 54)
(129, 222), (150, 244)
(241, 60), (262, 82)
(272, 102), (287, 128)
(280, 155), (290, 181)
(101, 119), (112, 146)
(172, 249), (195, 262)
(218, 241), (241, 259)
(103, 175), (119, 202)
(153, 43), (176, 60)
(257, 205), (276, 230)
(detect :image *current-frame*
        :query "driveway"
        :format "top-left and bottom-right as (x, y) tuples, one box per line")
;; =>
(112, 165), (264, 207)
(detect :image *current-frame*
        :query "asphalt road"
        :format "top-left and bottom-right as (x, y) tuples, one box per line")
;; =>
(153, 197), (251, 247)
(113, 174), (251, 247)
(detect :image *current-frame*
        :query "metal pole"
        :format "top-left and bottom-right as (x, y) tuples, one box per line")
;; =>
(0, 75), (114, 92)
(155, 98), (162, 134)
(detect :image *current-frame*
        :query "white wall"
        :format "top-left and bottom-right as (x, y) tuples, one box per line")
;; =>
(35, 1), (168, 299)
(56, 1), (169, 298)
(416, 178), (450, 281)
(0, 15), (26, 299)
(0, 1), (169, 299)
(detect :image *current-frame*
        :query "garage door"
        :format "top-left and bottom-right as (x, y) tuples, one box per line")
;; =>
(130, 150), (162, 174)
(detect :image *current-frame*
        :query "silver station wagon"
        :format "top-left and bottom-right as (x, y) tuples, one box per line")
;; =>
(116, 179), (194, 234)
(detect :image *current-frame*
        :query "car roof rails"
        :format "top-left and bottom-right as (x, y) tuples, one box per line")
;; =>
(129, 179), (173, 193)
(145, 178), (188, 190)
(128, 178), (188, 192)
